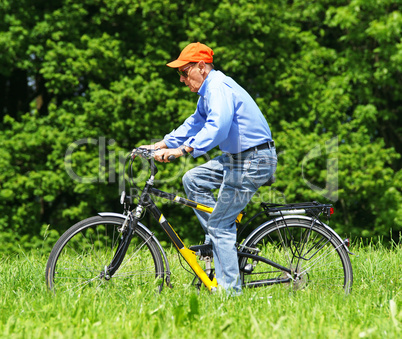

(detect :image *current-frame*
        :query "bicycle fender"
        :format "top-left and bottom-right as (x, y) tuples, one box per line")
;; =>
(98, 212), (172, 285)
(242, 215), (351, 254)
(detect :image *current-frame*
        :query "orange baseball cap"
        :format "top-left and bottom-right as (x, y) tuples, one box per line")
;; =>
(166, 42), (214, 68)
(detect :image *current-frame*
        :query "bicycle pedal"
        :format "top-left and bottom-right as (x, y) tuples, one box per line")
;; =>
(189, 244), (213, 257)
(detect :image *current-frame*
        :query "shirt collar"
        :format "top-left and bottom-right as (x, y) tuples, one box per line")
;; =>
(197, 69), (216, 97)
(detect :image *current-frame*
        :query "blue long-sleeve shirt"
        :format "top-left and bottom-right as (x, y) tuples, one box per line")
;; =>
(164, 70), (273, 158)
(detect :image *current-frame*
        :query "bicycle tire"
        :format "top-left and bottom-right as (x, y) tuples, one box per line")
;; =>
(46, 216), (165, 293)
(239, 217), (353, 294)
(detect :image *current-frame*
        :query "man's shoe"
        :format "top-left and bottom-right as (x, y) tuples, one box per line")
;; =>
(189, 244), (213, 257)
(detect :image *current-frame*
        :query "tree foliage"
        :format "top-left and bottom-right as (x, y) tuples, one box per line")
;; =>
(0, 0), (401, 254)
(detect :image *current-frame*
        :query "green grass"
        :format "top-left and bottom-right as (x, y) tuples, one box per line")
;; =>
(0, 240), (401, 338)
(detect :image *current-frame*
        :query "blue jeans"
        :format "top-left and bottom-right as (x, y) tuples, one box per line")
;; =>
(182, 147), (277, 294)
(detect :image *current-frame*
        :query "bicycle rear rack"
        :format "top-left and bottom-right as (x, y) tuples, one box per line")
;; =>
(261, 201), (333, 219)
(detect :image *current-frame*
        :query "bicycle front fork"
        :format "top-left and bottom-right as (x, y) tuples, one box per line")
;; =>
(103, 212), (138, 279)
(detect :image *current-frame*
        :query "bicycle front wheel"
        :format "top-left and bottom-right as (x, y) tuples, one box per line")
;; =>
(240, 217), (353, 294)
(46, 216), (165, 293)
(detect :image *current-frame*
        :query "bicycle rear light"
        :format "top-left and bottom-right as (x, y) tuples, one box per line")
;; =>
(324, 206), (334, 218)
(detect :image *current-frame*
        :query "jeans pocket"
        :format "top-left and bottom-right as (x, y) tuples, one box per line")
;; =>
(246, 156), (277, 188)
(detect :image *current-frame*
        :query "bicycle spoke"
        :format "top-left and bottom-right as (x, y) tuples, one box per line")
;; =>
(240, 219), (352, 293)
(47, 217), (164, 293)
(299, 242), (344, 274)
(115, 233), (154, 273)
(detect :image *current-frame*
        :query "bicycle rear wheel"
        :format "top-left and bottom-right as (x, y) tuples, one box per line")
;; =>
(239, 217), (353, 294)
(46, 216), (165, 293)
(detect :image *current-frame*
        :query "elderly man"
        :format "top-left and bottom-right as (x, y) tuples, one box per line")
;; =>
(148, 42), (277, 295)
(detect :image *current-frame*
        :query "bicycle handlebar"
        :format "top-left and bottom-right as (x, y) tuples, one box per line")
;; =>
(131, 147), (154, 159)
(131, 148), (177, 162)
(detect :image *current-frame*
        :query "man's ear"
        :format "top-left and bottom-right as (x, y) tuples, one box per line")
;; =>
(198, 60), (206, 74)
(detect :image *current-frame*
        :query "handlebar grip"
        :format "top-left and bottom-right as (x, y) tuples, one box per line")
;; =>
(167, 155), (177, 162)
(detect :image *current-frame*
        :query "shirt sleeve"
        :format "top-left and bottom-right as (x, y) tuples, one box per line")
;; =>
(163, 99), (205, 149)
(184, 84), (235, 158)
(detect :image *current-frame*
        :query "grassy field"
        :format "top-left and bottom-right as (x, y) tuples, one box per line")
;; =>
(0, 239), (401, 338)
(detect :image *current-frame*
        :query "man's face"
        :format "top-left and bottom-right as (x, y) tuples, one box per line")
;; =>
(178, 62), (204, 92)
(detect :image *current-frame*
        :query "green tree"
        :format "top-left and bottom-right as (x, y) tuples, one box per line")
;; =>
(0, 0), (401, 254)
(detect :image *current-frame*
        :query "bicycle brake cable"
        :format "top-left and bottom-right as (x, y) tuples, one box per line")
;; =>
(177, 251), (196, 278)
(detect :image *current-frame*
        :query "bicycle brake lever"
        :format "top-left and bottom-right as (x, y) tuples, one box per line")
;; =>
(130, 148), (137, 159)
(134, 147), (154, 159)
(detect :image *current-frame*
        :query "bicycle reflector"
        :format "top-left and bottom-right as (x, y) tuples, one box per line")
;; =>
(325, 206), (334, 218)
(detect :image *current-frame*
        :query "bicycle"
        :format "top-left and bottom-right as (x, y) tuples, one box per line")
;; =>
(46, 148), (353, 294)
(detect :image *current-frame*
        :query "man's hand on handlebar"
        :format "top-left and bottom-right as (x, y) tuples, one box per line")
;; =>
(133, 142), (193, 163)
(131, 146), (180, 162)
(154, 148), (182, 163)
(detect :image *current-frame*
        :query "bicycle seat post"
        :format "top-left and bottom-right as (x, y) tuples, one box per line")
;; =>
(203, 255), (213, 278)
